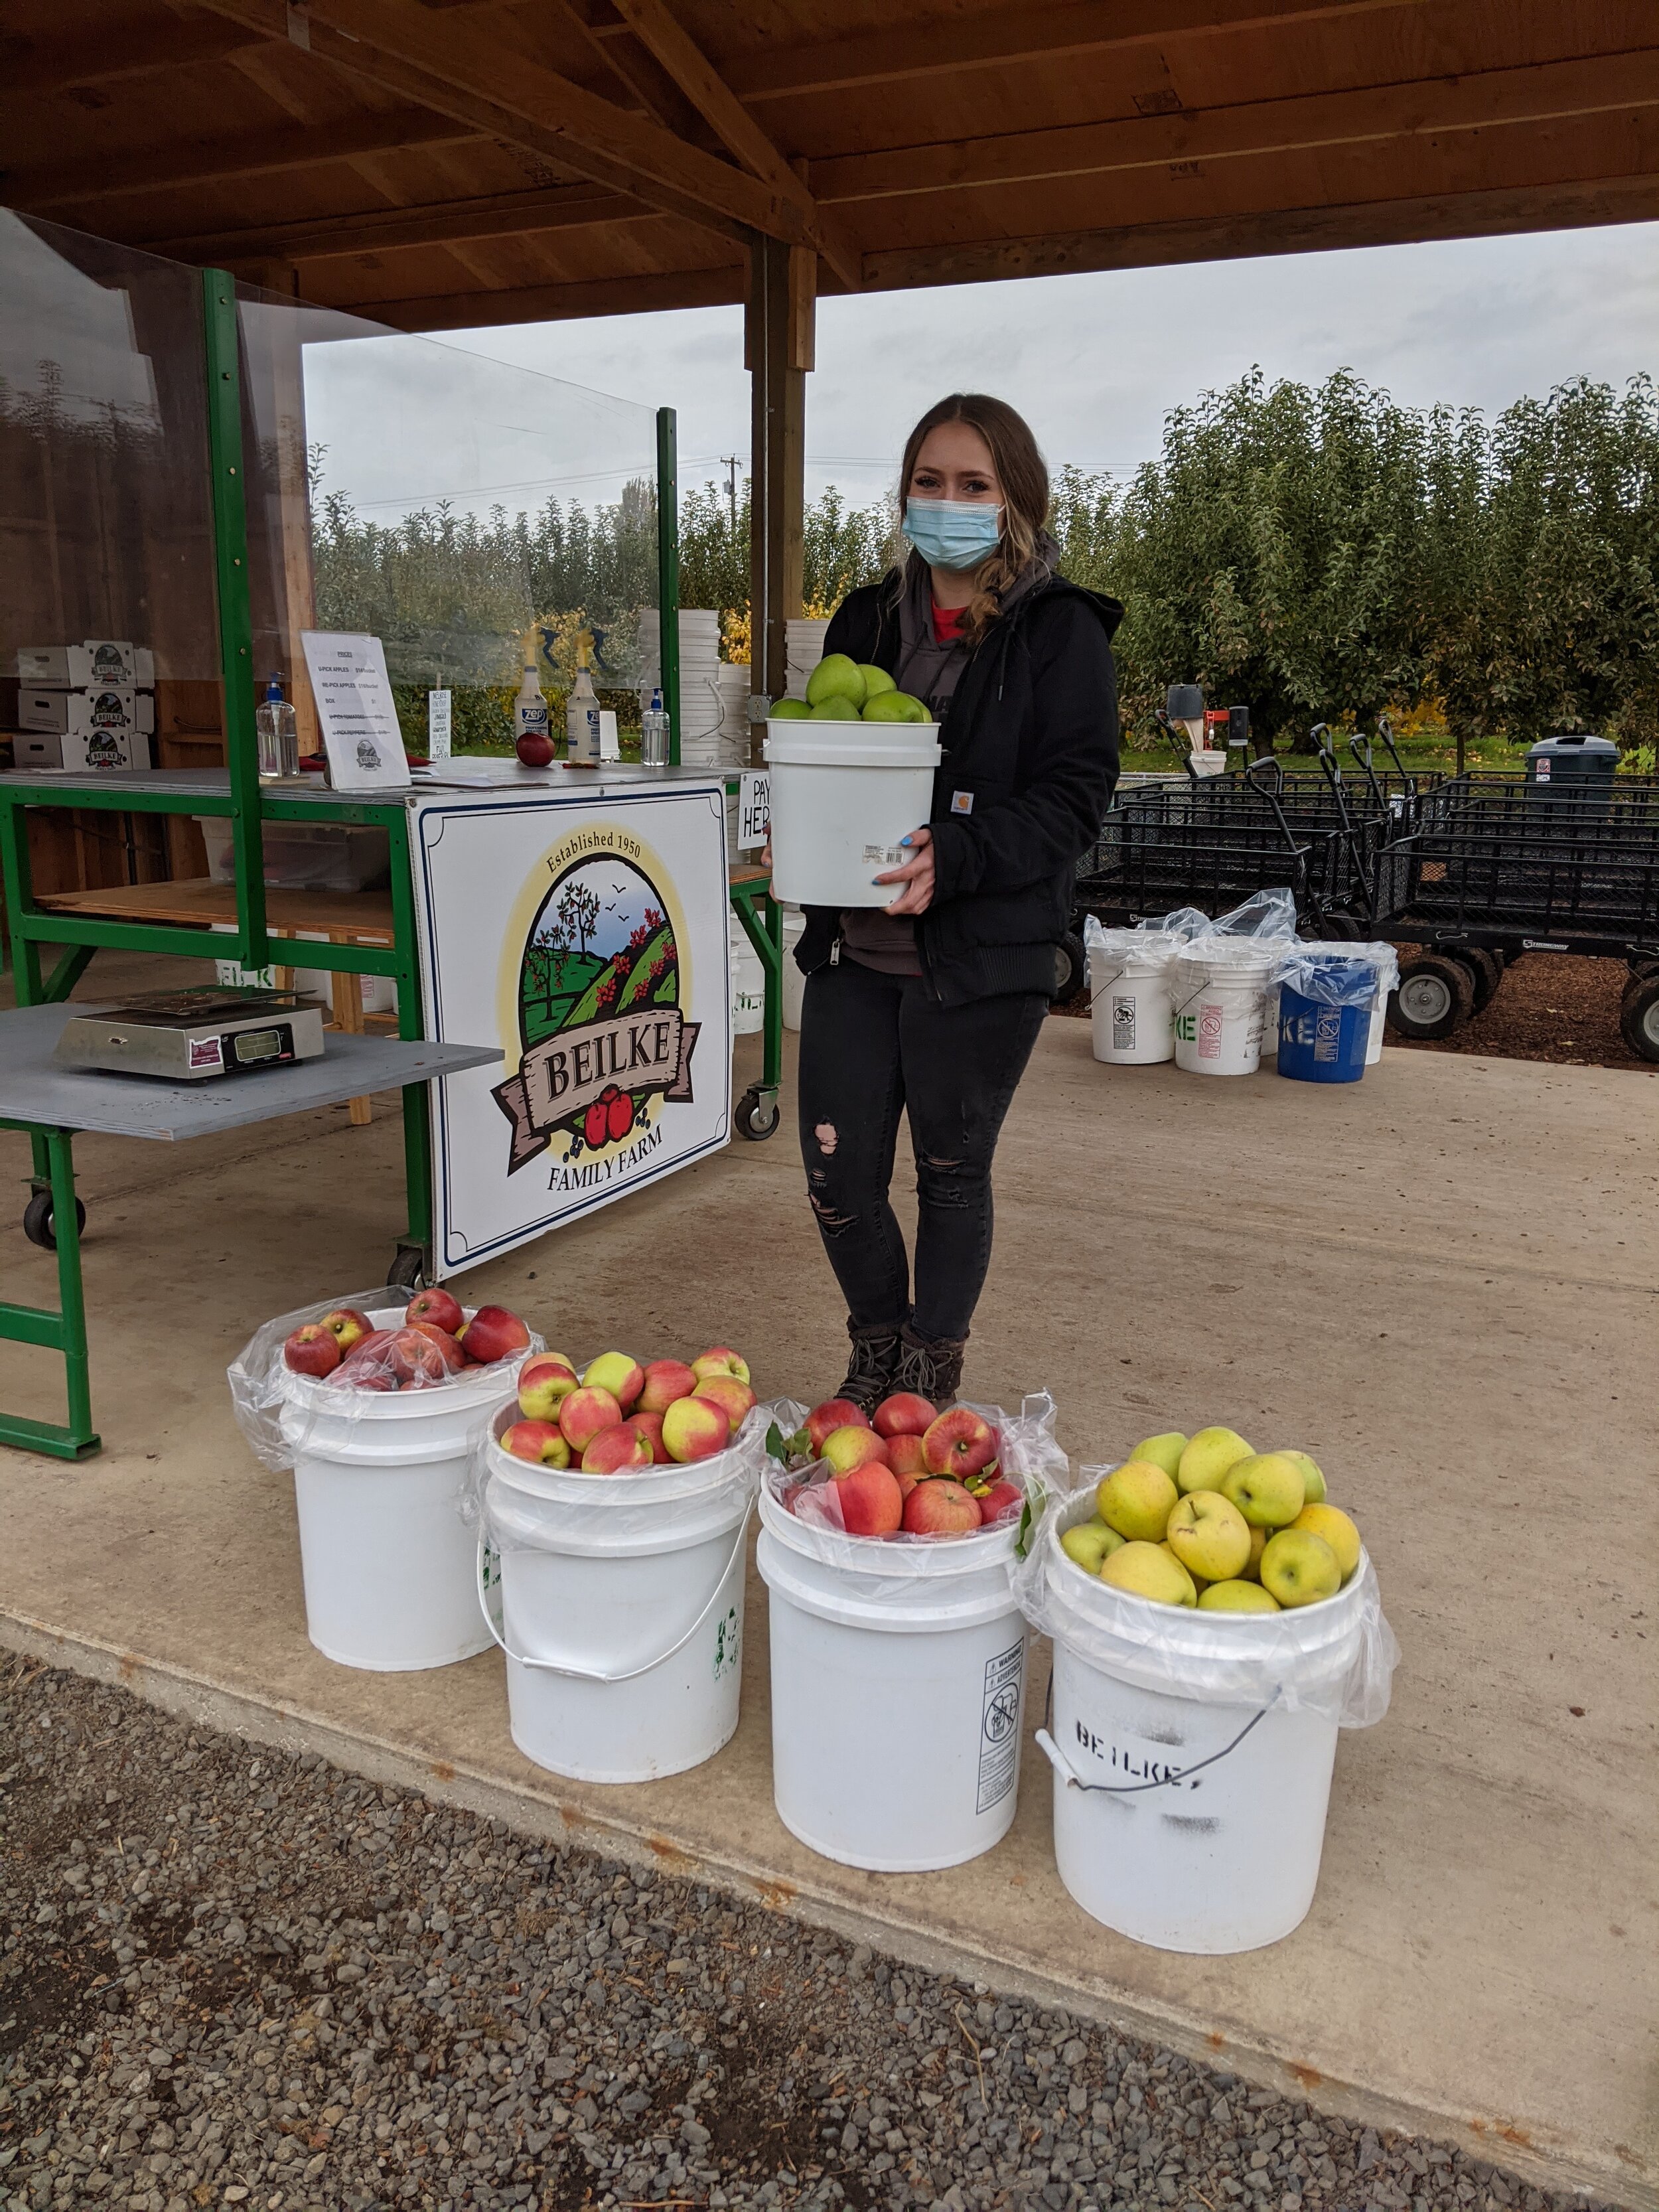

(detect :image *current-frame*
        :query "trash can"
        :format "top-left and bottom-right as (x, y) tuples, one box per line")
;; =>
(1526, 733), (1619, 806)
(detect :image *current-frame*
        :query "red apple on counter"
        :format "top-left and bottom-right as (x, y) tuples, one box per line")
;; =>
(581, 1422), (651, 1474)
(559, 1385), (622, 1453)
(693, 1375), (755, 1429)
(820, 1424), (890, 1475)
(405, 1286), (463, 1334)
(517, 1353), (579, 1419)
(319, 1307), (373, 1355)
(457, 1304), (532, 1366)
(516, 729), (557, 767)
(410, 1323), (466, 1373)
(662, 1394), (730, 1463)
(922, 1408), (999, 1481)
(624, 1410), (671, 1464)
(873, 1392), (936, 1439)
(638, 1359), (698, 1414)
(691, 1346), (751, 1386)
(583, 1351), (644, 1411)
(283, 1322), (341, 1378)
(502, 1419), (571, 1467)
(902, 1477), (982, 1536)
(833, 1460), (903, 1537)
(806, 1398), (865, 1454)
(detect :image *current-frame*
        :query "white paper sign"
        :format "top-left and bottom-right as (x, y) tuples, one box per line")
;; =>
(738, 769), (770, 850)
(427, 688), (452, 759)
(410, 782), (733, 1275)
(301, 631), (409, 791)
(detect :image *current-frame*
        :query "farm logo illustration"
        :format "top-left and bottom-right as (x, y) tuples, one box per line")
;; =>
(492, 825), (699, 1176)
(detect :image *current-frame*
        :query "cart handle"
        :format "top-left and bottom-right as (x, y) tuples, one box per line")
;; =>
(1155, 706), (1200, 782)
(475, 1501), (752, 1684)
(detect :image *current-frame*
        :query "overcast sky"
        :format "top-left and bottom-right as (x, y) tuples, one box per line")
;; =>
(309, 221), (1659, 517)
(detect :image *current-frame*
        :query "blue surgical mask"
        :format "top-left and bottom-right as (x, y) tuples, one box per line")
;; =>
(903, 497), (1003, 570)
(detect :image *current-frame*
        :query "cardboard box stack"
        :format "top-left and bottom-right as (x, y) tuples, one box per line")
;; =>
(10, 640), (156, 771)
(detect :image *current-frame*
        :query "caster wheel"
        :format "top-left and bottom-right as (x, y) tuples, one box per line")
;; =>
(1447, 946), (1502, 1013)
(1620, 974), (1659, 1063)
(1387, 952), (1474, 1040)
(388, 1245), (426, 1292)
(1054, 930), (1086, 1001)
(736, 1084), (781, 1141)
(23, 1191), (86, 1250)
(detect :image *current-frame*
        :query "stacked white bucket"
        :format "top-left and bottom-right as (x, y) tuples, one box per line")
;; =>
(784, 616), (831, 701)
(728, 909), (765, 1034)
(638, 609), (750, 857)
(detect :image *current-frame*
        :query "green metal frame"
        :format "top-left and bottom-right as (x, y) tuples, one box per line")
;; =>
(0, 1122), (98, 1459)
(656, 406), (681, 767)
(727, 867), (784, 1106)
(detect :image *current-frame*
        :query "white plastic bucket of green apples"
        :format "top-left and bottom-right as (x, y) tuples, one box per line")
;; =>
(765, 653), (940, 908)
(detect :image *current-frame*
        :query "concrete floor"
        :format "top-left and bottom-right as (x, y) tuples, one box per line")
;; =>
(1, 1005), (1654, 2208)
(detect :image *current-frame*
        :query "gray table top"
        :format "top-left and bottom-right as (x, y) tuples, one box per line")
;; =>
(0, 1003), (500, 1142)
(0, 765), (730, 805)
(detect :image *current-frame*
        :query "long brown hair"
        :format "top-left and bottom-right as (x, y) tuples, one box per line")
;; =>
(897, 393), (1050, 644)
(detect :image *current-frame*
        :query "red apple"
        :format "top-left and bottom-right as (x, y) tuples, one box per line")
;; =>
(516, 729), (557, 767)
(502, 1419), (571, 1467)
(411, 1323), (466, 1374)
(405, 1286), (463, 1334)
(873, 1392), (936, 1439)
(637, 1359), (697, 1414)
(582, 1351), (645, 1410)
(624, 1410), (672, 1465)
(903, 1477), (982, 1536)
(833, 1460), (903, 1537)
(885, 1434), (928, 1496)
(971, 1477), (1023, 1525)
(691, 1346), (751, 1386)
(662, 1394), (730, 1463)
(457, 1304), (532, 1366)
(559, 1385), (622, 1453)
(334, 1327), (396, 1384)
(384, 1326), (453, 1386)
(806, 1398), (866, 1454)
(517, 1353), (579, 1419)
(821, 1424), (890, 1475)
(922, 1408), (999, 1481)
(283, 1322), (341, 1378)
(693, 1375), (755, 1429)
(581, 1422), (651, 1474)
(319, 1306), (373, 1355)
(330, 1364), (396, 1391)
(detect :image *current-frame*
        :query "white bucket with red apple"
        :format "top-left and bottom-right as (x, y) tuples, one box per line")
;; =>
(272, 1294), (540, 1673)
(757, 1395), (1060, 1874)
(474, 1388), (770, 1785)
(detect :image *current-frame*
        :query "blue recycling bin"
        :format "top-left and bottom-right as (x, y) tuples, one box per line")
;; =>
(1277, 955), (1375, 1084)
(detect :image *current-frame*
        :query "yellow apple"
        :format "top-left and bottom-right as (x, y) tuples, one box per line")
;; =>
(1160, 1539), (1206, 1593)
(1128, 1430), (1187, 1481)
(1094, 1459), (1179, 1543)
(1260, 1528), (1341, 1607)
(1177, 1426), (1254, 1495)
(1060, 1518), (1125, 1574)
(1165, 1491), (1252, 1582)
(1197, 1578), (1282, 1613)
(1220, 1451), (1307, 1528)
(1293, 1501), (1360, 1580)
(1277, 1449), (1327, 1505)
(1242, 1526), (1269, 1581)
(1100, 1540), (1196, 1607)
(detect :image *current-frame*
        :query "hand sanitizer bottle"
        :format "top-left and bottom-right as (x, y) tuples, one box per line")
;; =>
(255, 673), (299, 780)
(567, 642), (602, 765)
(640, 686), (670, 767)
(514, 641), (551, 761)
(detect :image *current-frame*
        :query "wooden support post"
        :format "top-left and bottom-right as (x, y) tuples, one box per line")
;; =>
(747, 238), (814, 729)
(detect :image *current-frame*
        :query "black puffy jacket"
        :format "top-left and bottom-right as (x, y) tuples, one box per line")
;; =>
(794, 571), (1123, 1004)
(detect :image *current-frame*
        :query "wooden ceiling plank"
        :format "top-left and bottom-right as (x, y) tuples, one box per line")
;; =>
(141, 184), (651, 263)
(810, 45), (1659, 204)
(606, 0), (861, 286)
(0, 11), (265, 96)
(359, 260), (746, 330)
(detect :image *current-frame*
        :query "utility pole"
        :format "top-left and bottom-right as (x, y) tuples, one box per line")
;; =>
(721, 455), (741, 553)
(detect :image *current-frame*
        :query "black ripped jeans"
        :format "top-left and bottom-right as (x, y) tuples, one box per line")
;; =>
(796, 957), (1048, 1343)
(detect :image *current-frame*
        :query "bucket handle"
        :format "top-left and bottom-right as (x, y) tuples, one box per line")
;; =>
(476, 1501), (753, 1686)
(1035, 1692), (1277, 1797)
(1086, 959), (1127, 1007)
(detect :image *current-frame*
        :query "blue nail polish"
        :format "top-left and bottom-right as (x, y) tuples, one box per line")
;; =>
(901, 835), (913, 846)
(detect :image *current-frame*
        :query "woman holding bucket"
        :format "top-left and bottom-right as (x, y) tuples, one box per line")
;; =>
(792, 394), (1122, 1410)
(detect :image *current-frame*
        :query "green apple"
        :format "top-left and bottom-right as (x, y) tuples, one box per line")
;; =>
(1128, 1430), (1187, 1481)
(805, 652), (865, 709)
(1165, 1490), (1252, 1582)
(857, 664), (897, 700)
(1293, 1502), (1360, 1580)
(1220, 1451), (1307, 1528)
(1177, 1426), (1254, 1495)
(1277, 1449), (1326, 1505)
(1198, 1578), (1281, 1613)
(1060, 1518), (1125, 1574)
(808, 695), (863, 720)
(1161, 1540), (1206, 1594)
(1241, 1526), (1269, 1582)
(862, 689), (930, 723)
(769, 696), (810, 720)
(1100, 1540), (1196, 1608)
(1094, 1459), (1178, 1543)
(1260, 1528), (1341, 1608)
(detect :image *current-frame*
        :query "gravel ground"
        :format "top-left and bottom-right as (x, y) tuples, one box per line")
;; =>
(3, 1660), (1611, 2212)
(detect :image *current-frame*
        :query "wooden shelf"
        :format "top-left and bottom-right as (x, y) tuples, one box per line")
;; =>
(33, 877), (396, 944)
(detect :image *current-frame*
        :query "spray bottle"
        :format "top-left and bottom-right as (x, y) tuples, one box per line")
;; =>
(566, 637), (602, 765)
(514, 633), (552, 764)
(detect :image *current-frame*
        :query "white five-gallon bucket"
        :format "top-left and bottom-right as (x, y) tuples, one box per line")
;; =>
(476, 1407), (757, 1783)
(1033, 1493), (1374, 1953)
(1171, 941), (1278, 1076)
(280, 1308), (525, 1672)
(728, 910), (764, 1035)
(1088, 933), (1175, 1065)
(757, 1484), (1028, 1871)
(764, 722), (941, 909)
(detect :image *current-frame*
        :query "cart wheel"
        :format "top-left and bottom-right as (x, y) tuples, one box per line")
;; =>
(388, 1245), (426, 1293)
(736, 1085), (781, 1142)
(1387, 952), (1474, 1040)
(1054, 931), (1086, 1002)
(1620, 974), (1659, 1063)
(1626, 954), (1659, 984)
(1448, 946), (1502, 1013)
(23, 1191), (86, 1250)
(1320, 914), (1365, 941)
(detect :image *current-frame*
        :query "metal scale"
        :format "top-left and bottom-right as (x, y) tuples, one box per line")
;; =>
(52, 986), (327, 1081)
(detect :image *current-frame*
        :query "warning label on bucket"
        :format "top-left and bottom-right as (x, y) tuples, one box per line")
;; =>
(1112, 994), (1135, 1049)
(977, 1641), (1024, 1813)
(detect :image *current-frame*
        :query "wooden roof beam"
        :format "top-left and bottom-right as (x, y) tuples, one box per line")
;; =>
(605, 0), (860, 287)
(360, 259), (747, 332)
(812, 47), (1659, 204)
(139, 183), (653, 265)
(0, 12), (267, 96)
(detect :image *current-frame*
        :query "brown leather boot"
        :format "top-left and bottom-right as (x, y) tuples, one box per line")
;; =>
(894, 1323), (967, 1410)
(834, 1319), (905, 1414)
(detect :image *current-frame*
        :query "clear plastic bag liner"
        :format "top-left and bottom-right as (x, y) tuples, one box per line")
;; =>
(1085, 916), (1181, 971)
(762, 1392), (1069, 1560)
(1274, 941), (1401, 1005)
(1011, 1480), (1399, 1728)
(228, 1290), (544, 1474)
(1130, 887), (1299, 948)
